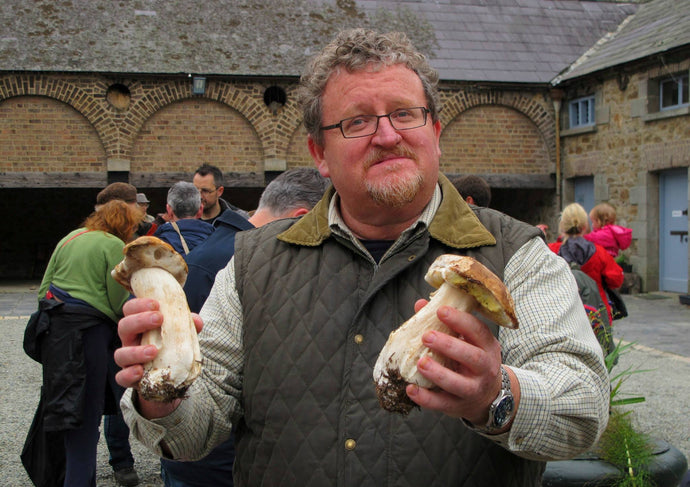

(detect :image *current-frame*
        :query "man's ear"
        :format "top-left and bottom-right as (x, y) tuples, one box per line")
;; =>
(165, 204), (175, 219)
(216, 185), (224, 198)
(289, 207), (310, 218)
(465, 196), (476, 205)
(308, 135), (330, 178)
(195, 206), (204, 219)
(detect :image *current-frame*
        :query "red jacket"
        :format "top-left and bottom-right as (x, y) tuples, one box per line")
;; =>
(549, 238), (624, 322)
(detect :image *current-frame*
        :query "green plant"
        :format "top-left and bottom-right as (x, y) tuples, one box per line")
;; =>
(596, 340), (656, 486)
(596, 409), (654, 486)
(605, 340), (650, 407)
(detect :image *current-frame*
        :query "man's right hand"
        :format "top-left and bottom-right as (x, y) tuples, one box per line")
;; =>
(114, 297), (203, 418)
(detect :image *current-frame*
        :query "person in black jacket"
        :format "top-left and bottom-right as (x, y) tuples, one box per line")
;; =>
(193, 163), (250, 224)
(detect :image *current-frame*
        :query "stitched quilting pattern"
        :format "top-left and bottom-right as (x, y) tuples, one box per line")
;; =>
(232, 221), (544, 486)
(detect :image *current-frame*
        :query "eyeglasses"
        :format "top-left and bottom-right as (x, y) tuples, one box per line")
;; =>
(320, 107), (430, 139)
(198, 187), (217, 195)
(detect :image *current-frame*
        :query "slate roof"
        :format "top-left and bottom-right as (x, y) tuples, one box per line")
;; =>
(368, 0), (637, 84)
(0, 0), (637, 84)
(555, 0), (690, 83)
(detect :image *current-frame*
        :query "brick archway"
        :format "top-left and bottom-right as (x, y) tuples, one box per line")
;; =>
(440, 89), (556, 162)
(0, 74), (118, 159)
(130, 97), (264, 175)
(0, 95), (107, 177)
(439, 104), (552, 175)
(122, 80), (305, 169)
(285, 122), (314, 169)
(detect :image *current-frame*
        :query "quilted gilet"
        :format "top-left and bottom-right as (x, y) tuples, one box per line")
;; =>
(233, 176), (545, 487)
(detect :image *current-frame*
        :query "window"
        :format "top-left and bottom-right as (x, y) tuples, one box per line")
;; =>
(568, 95), (595, 128)
(643, 71), (690, 121)
(660, 73), (689, 110)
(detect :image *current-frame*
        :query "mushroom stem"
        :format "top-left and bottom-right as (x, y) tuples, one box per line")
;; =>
(377, 282), (477, 389)
(130, 267), (201, 401)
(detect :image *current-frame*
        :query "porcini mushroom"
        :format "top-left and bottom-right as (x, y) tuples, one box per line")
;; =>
(112, 236), (201, 402)
(373, 254), (518, 414)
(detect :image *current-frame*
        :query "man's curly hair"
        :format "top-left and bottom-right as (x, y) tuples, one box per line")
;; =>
(296, 28), (440, 145)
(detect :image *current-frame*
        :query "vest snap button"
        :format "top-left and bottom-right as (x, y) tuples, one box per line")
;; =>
(408, 255), (416, 261)
(344, 438), (356, 450)
(354, 334), (364, 344)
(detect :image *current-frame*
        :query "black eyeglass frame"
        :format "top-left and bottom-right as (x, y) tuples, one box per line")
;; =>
(320, 107), (430, 139)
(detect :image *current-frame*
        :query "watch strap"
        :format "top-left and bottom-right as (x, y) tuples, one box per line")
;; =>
(499, 365), (511, 393)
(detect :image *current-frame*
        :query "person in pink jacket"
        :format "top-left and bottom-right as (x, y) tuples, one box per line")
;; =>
(584, 203), (632, 259)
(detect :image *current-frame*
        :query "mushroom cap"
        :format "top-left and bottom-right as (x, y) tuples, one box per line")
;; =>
(424, 254), (518, 329)
(112, 236), (188, 293)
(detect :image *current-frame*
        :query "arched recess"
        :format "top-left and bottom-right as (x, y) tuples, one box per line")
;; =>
(440, 90), (556, 164)
(123, 79), (291, 171)
(130, 98), (263, 186)
(0, 95), (107, 187)
(440, 104), (551, 176)
(0, 74), (117, 162)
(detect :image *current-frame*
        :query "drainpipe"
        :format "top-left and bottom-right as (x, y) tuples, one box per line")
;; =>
(550, 89), (565, 212)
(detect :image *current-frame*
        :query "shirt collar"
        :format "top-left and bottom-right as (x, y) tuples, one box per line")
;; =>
(328, 184), (442, 261)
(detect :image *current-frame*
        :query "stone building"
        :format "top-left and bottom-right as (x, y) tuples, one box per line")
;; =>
(2, 0), (687, 295)
(553, 0), (690, 294)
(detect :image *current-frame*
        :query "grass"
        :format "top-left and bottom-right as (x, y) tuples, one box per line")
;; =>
(596, 410), (655, 486)
(596, 339), (657, 486)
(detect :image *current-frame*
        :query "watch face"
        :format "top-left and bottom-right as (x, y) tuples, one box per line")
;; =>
(493, 395), (515, 427)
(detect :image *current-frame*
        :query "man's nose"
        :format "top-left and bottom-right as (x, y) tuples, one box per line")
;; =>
(372, 116), (402, 144)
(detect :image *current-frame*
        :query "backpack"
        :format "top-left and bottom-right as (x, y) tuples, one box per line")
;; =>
(570, 266), (614, 357)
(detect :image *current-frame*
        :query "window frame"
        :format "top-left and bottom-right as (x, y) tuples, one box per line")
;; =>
(659, 73), (689, 111)
(568, 95), (596, 129)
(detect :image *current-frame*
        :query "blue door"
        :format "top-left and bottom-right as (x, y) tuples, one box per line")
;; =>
(573, 177), (594, 212)
(659, 168), (688, 292)
(573, 177), (594, 226)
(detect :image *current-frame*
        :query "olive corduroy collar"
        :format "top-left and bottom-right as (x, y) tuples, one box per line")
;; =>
(278, 173), (496, 250)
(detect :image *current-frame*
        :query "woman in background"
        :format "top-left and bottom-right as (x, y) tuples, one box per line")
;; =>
(35, 199), (142, 487)
(549, 202), (624, 324)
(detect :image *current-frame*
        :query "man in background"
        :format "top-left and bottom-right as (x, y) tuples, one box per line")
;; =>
(183, 167), (329, 313)
(193, 163), (250, 224)
(136, 193), (155, 223)
(153, 181), (214, 257)
(451, 174), (492, 207)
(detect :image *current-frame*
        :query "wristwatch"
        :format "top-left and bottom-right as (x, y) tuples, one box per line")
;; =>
(464, 366), (515, 434)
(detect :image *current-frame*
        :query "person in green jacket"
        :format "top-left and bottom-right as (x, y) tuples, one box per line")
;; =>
(37, 199), (142, 487)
